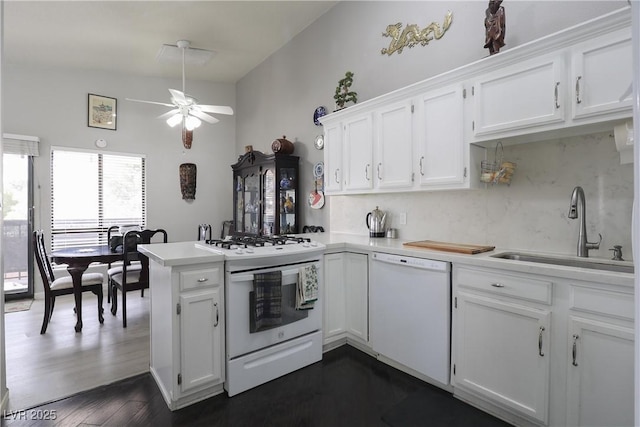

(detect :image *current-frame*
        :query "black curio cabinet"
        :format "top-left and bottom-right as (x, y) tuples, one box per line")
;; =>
(231, 150), (299, 236)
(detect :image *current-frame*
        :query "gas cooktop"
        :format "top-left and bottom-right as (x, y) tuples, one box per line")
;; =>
(194, 235), (325, 260)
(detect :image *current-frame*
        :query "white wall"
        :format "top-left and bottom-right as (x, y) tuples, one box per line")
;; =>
(236, 0), (632, 258)
(3, 65), (237, 291)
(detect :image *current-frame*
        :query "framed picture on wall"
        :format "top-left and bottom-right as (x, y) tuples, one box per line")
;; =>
(88, 93), (117, 130)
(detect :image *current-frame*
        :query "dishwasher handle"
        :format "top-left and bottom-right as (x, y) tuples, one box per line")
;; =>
(371, 252), (449, 272)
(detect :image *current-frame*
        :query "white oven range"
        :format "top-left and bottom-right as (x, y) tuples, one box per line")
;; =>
(196, 235), (325, 396)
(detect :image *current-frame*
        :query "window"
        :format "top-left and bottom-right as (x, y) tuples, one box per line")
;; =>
(50, 148), (146, 250)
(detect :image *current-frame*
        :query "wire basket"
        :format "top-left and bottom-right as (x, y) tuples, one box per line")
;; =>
(480, 142), (516, 185)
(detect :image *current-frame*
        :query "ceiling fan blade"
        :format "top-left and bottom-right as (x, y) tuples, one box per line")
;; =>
(126, 98), (175, 108)
(157, 109), (181, 120)
(197, 104), (234, 115)
(168, 89), (190, 105)
(190, 109), (219, 124)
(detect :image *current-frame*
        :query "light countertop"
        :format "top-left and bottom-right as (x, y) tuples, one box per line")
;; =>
(305, 232), (635, 288)
(138, 241), (224, 267)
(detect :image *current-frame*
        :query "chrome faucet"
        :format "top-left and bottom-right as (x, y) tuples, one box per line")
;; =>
(568, 186), (601, 257)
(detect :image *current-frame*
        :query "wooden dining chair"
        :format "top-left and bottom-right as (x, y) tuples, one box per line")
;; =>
(33, 230), (104, 334)
(110, 228), (167, 327)
(106, 225), (142, 303)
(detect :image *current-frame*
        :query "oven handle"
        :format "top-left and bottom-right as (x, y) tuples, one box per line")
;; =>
(229, 268), (301, 283)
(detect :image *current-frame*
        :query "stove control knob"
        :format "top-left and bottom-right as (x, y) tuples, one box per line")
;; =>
(310, 241), (318, 247)
(235, 248), (244, 254)
(246, 248), (254, 254)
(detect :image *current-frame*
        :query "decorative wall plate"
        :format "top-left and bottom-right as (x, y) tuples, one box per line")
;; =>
(313, 106), (327, 126)
(314, 134), (324, 150)
(313, 162), (324, 178)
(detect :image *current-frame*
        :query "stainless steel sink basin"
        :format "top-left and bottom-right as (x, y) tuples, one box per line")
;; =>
(491, 252), (634, 274)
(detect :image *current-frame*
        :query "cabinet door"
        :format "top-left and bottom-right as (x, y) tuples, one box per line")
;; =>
(566, 316), (634, 427)
(343, 114), (373, 192)
(374, 100), (413, 189)
(345, 253), (368, 342)
(323, 253), (346, 339)
(415, 85), (465, 186)
(179, 287), (224, 394)
(323, 121), (343, 194)
(571, 28), (632, 120)
(471, 53), (565, 138)
(453, 292), (550, 424)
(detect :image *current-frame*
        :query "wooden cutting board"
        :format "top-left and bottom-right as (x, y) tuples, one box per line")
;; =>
(403, 240), (495, 254)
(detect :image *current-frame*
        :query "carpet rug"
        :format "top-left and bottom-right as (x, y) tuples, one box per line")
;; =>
(381, 387), (511, 427)
(5, 299), (34, 313)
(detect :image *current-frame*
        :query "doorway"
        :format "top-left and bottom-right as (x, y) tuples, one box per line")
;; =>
(3, 153), (34, 300)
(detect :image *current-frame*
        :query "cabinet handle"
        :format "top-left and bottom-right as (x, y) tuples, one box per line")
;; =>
(575, 76), (582, 104)
(214, 302), (219, 327)
(377, 163), (382, 180)
(334, 169), (340, 184)
(538, 326), (545, 357)
(419, 156), (425, 176)
(365, 164), (371, 181)
(554, 82), (561, 109)
(572, 334), (579, 366)
(197, 277), (208, 283)
(490, 283), (504, 288)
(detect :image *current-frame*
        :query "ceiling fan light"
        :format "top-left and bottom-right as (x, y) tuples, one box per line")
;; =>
(185, 116), (201, 131)
(166, 114), (182, 128)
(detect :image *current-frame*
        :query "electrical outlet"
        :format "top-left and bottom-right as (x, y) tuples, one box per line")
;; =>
(399, 212), (407, 225)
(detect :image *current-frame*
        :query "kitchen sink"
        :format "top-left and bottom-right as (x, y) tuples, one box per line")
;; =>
(491, 252), (634, 274)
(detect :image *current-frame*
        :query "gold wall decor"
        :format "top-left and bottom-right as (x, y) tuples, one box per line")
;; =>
(381, 11), (453, 56)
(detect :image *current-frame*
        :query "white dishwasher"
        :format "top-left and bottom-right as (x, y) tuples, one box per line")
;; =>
(370, 252), (451, 385)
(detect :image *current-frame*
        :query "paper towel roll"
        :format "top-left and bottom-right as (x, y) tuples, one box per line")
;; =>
(614, 120), (634, 164)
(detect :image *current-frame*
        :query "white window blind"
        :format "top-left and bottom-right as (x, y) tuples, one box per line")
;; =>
(2, 133), (40, 156)
(50, 148), (146, 250)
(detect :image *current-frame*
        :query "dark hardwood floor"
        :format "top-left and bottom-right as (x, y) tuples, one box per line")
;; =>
(2, 345), (511, 426)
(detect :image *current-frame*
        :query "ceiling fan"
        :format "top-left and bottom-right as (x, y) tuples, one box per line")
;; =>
(126, 40), (233, 145)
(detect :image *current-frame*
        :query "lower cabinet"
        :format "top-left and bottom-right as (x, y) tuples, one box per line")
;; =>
(149, 262), (225, 410)
(323, 252), (368, 347)
(453, 265), (635, 426)
(565, 282), (635, 427)
(453, 267), (552, 425)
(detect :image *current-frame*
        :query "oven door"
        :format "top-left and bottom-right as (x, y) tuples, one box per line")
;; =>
(226, 259), (323, 359)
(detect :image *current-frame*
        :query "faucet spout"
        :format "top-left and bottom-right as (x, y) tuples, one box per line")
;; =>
(568, 186), (601, 257)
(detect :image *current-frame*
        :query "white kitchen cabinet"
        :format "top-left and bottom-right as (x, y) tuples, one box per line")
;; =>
(179, 286), (224, 394)
(323, 121), (343, 194)
(565, 317), (634, 427)
(470, 52), (565, 139)
(414, 84), (465, 187)
(570, 27), (632, 121)
(343, 113), (373, 192)
(149, 261), (225, 410)
(452, 266), (552, 425)
(373, 99), (414, 189)
(565, 282), (635, 427)
(322, 252), (368, 347)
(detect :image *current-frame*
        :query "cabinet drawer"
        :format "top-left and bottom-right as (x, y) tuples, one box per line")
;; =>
(180, 267), (222, 292)
(570, 285), (634, 322)
(456, 267), (552, 305)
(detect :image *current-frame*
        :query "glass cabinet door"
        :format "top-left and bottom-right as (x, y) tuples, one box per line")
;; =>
(234, 175), (244, 233)
(262, 169), (275, 236)
(279, 167), (297, 234)
(243, 172), (260, 234)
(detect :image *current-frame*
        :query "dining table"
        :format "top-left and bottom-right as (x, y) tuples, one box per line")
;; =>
(50, 245), (124, 332)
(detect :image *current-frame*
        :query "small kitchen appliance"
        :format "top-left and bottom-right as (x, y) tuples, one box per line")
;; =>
(197, 223), (212, 241)
(366, 206), (387, 238)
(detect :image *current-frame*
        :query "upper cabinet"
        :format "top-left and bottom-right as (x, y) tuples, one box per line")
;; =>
(470, 53), (566, 138)
(570, 27), (632, 121)
(319, 7), (632, 194)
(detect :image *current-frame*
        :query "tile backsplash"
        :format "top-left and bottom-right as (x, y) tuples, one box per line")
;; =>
(329, 131), (634, 260)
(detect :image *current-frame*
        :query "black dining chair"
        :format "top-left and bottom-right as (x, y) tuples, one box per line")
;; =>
(110, 228), (167, 327)
(106, 225), (142, 303)
(33, 230), (104, 334)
